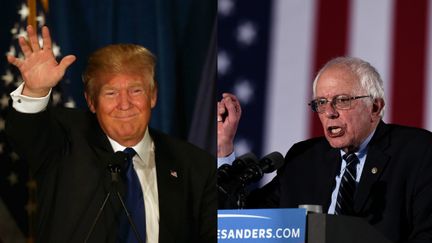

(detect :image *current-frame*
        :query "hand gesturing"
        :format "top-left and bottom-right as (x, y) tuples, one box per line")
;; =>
(7, 25), (76, 97)
(217, 93), (242, 157)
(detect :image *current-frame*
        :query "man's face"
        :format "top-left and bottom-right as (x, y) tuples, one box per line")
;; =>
(86, 73), (157, 147)
(315, 65), (381, 152)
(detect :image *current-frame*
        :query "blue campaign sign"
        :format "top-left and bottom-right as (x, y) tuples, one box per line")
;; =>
(218, 208), (306, 243)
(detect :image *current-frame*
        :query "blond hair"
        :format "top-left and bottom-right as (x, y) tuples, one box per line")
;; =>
(82, 44), (156, 103)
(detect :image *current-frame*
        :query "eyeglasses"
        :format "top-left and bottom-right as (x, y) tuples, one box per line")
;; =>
(308, 94), (371, 113)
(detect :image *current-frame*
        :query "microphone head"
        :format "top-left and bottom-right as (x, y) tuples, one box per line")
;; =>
(232, 152), (258, 172)
(107, 164), (121, 183)
(113, 151), (128, 168)
(259, 151), (284, 173)
(217, 152), (258, 186)
(107, 151), (127, 183)
(217, 164), (232, 181)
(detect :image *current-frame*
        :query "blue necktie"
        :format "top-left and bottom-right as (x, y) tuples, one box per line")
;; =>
(118, 147), (146, 243)
(335, 153), (359, 215)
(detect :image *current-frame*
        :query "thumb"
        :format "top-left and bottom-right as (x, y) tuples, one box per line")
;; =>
(6, 55), (21, 68)
(58, 55), (76, 70)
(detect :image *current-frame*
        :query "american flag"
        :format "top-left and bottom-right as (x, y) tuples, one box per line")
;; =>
(218, 0), (432, 178)
(0, 1), (73, 242)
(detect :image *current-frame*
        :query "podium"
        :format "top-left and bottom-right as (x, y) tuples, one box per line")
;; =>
(218, 208), (307, 242)
(218, 209), (393, 243)
(307, 213), (392, 243)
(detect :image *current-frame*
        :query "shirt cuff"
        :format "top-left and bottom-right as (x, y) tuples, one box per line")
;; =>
(217, 151), (236, 168)
(10, 83), (51, 113)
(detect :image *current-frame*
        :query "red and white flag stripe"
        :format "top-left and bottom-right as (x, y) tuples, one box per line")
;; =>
(264, 0), (432, 156)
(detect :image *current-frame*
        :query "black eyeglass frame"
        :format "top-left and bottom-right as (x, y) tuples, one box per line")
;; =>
(308, 95), (372, 113)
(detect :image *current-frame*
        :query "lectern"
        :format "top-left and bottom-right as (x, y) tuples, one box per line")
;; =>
(218, 209), (393, 243)
(307, 213), (392, 243)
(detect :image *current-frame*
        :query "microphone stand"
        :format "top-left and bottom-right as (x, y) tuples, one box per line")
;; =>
(115, 191), (144, 243)
(217, 179), (248, 209)
(236, 185), (247, 209)
(84, 192), (112, 243)
(83, 164), (144, 243)
(218, 183), (243, 209)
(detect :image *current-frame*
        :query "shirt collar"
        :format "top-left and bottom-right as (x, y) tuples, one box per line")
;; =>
(107, 128), (152, 165)
(340, 128), (376, 158)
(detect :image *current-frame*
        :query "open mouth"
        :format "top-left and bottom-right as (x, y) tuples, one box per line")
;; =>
(327, 126), (344, 137)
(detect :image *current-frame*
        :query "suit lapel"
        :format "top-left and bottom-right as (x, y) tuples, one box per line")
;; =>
(82, 113), (125, 239)
(354, 121), (391, 213)
(322, 148), (343, 211)
(87, 114), (114, 156)
(151, 131), (183, 243)
(86, 115), (117, 192)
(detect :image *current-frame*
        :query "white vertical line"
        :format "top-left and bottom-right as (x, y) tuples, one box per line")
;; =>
(264, 0), (317, 156)
(425, 2), (432, 131)
(348, 0), (395, 123)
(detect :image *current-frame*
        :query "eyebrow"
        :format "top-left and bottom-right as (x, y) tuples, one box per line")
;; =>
(315, 94), (350, 99)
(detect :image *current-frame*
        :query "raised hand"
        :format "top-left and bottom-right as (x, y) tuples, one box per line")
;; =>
(217, 93), (241, 157)
(7, 25), (76, 97)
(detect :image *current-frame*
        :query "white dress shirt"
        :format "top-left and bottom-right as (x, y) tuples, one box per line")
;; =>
(108, 131), (159, 243)
(327, 130), (375, 214)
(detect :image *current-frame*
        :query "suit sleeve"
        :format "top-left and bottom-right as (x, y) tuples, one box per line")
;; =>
(409, 144), (432, 242)
(5, 106), (66, 175)
(198, 156), (217, 242)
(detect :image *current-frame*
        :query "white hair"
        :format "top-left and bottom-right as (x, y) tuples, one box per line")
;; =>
(312, 56), (386, 117)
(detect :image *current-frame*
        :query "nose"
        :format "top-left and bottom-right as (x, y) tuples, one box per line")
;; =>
(118, 91), (131, 110)
(324, 102), (339, 118)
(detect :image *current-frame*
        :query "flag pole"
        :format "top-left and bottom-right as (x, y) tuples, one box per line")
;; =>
(41, 0), (49, 13)
(27, 0), (36, 28)
(26, 179), (37, 243)
(26, 2), (37, 241)
(26, 1), (48, 240)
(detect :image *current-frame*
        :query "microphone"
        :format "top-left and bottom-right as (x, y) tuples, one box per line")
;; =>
(217, 152), (284, 209)
(237, 151), (284, 184)
(108, 151), (127, 183)
(84, 152), (125, 243)
(111, 151), (144, 243)
(85, 151), (143, 243)
(217, 152), (258, 182)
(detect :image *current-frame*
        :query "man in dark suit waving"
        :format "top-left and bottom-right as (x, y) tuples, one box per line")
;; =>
(218, 57), (432, 242)
(6, 25), (216, 243)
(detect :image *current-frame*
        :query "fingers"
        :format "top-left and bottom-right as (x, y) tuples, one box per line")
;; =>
(18, 36), (32, 58)
(217, 93), (242, 124)
(7, 55), (21, 68)
(223, 94), (241, 120)
(27, 25), (41, 51)
(222, 93), (241, 111)
(41, 26), (52, 50)
(217, 101), (227, 122)
(18, 26), (51, 58)
(58, 55), (76, 70)
(222, 92), (238, 101)
(217, 93), (240, 157)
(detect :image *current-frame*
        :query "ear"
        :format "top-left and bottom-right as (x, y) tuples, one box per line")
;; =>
(85, 93), (96, 113)
(150, 85), (158, 109)
(371, 98), (385, 121)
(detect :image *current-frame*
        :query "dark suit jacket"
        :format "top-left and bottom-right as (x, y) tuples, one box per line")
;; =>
(248, 121), (432, 243)
(6, 106), (217, 243)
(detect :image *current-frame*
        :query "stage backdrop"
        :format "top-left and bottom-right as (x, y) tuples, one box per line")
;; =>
(0, 0), (216, 241)
(218, 0), (432, 166)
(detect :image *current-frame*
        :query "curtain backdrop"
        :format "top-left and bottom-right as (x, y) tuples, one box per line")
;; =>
(48, 0), (216, 138)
